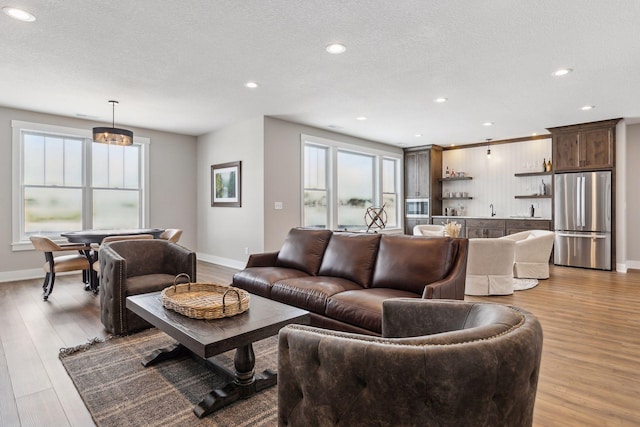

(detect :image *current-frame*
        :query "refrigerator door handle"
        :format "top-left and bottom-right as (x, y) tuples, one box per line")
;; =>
(576, 176), (582, 227)
(556, 232), (608, 239)
(581, 175), (586, 227)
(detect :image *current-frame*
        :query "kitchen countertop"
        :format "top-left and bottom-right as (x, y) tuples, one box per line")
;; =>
(432, 216), (552, 220)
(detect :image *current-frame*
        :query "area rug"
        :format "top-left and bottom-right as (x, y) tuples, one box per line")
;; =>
(59, 328), (278, 427)
(513, 278), (539, 291)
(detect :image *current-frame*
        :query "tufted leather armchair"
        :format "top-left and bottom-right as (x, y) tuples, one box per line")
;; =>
(278, 298), (543, 427)
(99, 239), (196, 335)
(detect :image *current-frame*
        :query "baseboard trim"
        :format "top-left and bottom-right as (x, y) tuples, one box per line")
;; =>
(197, 253), (246, 270)
(0, 269), (79, 284)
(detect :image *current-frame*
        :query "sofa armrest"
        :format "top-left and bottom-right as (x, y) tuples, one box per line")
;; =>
(422, 238), (468, 300)
(245, 251), (279, 267)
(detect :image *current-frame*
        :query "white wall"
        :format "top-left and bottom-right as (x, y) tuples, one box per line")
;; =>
(196, 117), (264, 269)
(0, 106), (198, 282)
(624, 123), (640, 268)
(441, 139), (553, 218)
(263, 117), (403, 250)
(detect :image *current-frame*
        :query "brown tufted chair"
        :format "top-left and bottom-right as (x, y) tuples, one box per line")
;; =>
(99, 239), (196, 335)
(278, 299), (543, 427)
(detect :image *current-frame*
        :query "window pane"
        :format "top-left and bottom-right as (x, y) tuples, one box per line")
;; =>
(23, 133), (45, 185)
(93, 189), (139, 229)
(92, 143), (109, 187)
(382, 158), (396, 193)
(123, 145), (140, 188)
(383, 194), (397, 228)
(304, 145), (327, 189)
(24, 187), (83, 234)
(337, 151), (374, 231)
(44, 136), (64, 185)
(303, 190), (328, 229)
(64, 138), (83, 186)
(109, 145), (125, 188)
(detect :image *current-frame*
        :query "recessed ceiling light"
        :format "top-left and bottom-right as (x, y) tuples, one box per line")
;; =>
(434, 97), (448, 103)
(532, 132), (538, 136)
(581, 105), (595, 110)
(414, 134), (422, 137)
(244, 81), (259, 89)
(483, 122), (494, 127)
(2, 6), (36, 22)
(326, 43), (346, 54)
(356, 116), (368, 121)
(552, 68), (573, 77)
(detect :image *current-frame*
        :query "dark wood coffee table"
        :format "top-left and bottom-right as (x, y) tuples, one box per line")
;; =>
(126, 291), (310, 418)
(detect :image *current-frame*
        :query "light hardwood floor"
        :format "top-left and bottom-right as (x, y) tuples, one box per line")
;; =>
(0, 262), (638, 426)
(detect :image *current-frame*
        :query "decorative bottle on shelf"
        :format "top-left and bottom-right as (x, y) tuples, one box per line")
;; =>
(539, 179), (546, 195)
(542, 158), (547, 172)
(529, 204), (535, 217)
(546, 159), (552, 172)
(445, 166), (450, 178)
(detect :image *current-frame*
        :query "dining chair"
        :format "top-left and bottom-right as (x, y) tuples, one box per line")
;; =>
(29, 235), (92, 301)
(159, 228), (183, 243)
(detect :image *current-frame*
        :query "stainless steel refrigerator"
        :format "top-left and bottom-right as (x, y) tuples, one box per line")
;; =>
(554, 171), (612, 270)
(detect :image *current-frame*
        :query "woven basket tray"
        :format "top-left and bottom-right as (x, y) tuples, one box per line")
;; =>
(161, 273), (250, 320)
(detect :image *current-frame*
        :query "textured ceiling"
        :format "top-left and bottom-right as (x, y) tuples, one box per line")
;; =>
(1, 0), (639, 147)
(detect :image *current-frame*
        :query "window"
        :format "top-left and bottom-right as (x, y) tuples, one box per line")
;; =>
(301, 134), (402, 231)
(12, 121), (149, 249)
(303, 144), (329, 229)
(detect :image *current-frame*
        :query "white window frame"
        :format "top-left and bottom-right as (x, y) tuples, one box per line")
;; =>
(11, 120), (150, 251)
(300, 134), (403, 231)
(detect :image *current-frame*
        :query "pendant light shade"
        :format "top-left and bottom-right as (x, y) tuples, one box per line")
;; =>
(93, 100), (133, 146)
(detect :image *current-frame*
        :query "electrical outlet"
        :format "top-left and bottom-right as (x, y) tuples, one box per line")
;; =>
(274, 202), (283, 210)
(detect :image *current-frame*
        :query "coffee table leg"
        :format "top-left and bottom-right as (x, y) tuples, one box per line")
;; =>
(141, 343), (188, 367)
(193, 343), (278, 418)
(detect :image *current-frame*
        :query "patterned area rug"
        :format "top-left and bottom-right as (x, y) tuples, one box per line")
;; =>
(59, 328), (278, 427)
(513, 278), (539, 291)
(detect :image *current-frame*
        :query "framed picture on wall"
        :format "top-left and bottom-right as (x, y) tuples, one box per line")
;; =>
(211, 161), (242, 207)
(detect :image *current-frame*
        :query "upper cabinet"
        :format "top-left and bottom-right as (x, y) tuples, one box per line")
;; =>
(548, 119), (620, 172)
(404, 150), (430, 198)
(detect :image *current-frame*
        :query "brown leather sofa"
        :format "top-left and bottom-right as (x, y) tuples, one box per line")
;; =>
(232, 228), (468, 335)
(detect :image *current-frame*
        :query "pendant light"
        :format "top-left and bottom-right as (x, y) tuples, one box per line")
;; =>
(486, 138), (492, 159)
(93, 100), (133, 146)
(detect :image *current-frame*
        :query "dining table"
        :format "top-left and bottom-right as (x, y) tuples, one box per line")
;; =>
(61, 228), (165, 292)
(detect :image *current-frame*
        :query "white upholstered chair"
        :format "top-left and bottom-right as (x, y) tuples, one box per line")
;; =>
(501, 230), (555, 279)
(413, 224), (446, 237)
(465, 238), (516, 296)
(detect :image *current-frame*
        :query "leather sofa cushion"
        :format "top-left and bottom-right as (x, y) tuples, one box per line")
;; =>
(318, 232), (381, 287)
(372, 235), (454, 294)
(275, 228), (332, 275)
(325, 288), (420, 334)
(232, 267), (309, 298)
(272, 276), (363, 315)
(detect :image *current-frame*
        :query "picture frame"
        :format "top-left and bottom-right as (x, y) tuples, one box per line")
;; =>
(211, 161), (242, 207)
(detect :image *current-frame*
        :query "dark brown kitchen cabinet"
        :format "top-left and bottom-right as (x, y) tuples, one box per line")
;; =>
(403, 146), (443, 233)
(465, 219), (505, 238)
(548, 119), (620, 172)
(404, 150), (430, 198)
(505, 219), (552, 235)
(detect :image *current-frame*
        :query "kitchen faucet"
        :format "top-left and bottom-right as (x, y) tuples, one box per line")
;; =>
(490, 204), (496, 217)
